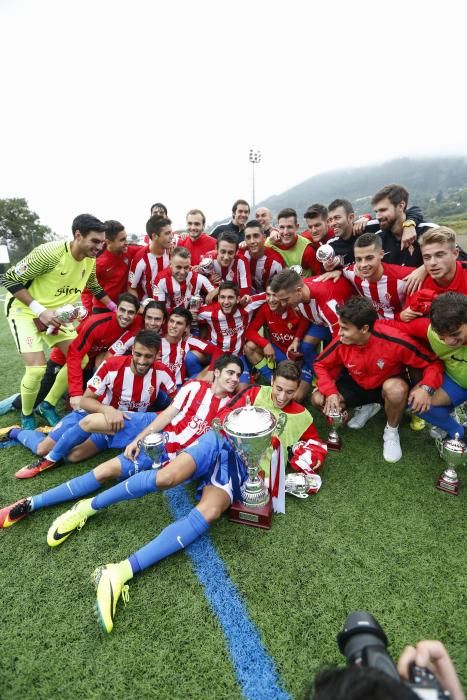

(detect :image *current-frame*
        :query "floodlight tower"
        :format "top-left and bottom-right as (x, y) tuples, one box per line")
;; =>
(249, 148), (261, 211)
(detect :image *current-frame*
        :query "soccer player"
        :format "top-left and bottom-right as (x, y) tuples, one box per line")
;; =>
(206, 232), (251, 299)
(0, 354), (243, 530)
(178, 209), (216, 265)
(301, 204), (332, 248)
(266, 208), (320, 276)
(2, 214), (114, 429)
(240, 219), (284, 292)
(13, 330), (176, 478)
(401, 226), (467, 321)
(128, 216), (173, 300)
(312, 296), (443, 462)
(106, 301), (167, 356)
(160, 307), (216, 386)
(153, 247), (215, 312)
(255, 207), (278, 238)
(39, 362), (324, 634)
(81, 220), (142, 314)
(210, 199), (250, 244)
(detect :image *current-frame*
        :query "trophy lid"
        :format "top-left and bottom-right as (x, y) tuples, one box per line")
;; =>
(443, 433), (466, 455)
(143, 432), (164, 446)
(224, 405), (276, 438)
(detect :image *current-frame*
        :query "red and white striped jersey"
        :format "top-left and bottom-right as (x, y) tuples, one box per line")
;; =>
(209, 251), (252, 295)
(153, 269), (214, 311)
(86, 356), (176, 411)
(198, 294), (266, 354)
(296, 278), (353, 336)
(164, 380), (233, 456)
(343, 263), (412, 319)
(129, 247), (171, 299)
(160, 335), (209, 385)
(240, 249), (284, 292)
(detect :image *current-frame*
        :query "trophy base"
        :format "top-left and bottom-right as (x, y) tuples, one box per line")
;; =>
(327, 438), (342, 452)
(228, 500), (273, 529)
(436, 472), (460, 495)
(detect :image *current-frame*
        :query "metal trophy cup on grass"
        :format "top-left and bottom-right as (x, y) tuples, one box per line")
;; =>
(135, 432), (168, 472)
(435, 432), (466, 495)
(213, 402), (286, 529)
(326, 408), (348, 451)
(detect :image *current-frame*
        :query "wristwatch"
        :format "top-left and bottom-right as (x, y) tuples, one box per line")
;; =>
(419, 384), (435, 396)
(402, 219), (416, 228)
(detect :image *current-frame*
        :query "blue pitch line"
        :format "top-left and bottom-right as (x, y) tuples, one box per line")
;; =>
(165, 485), (291, 700)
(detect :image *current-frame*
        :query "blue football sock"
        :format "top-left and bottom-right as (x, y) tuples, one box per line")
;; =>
(185, 351), (204, 378)
(15, 429), (44, 454)
(417, 406), (465, 439)
(300, 341), (318, 373)
(47, 424), (90, 462)
(91, 469), (159, 511)
(31, 470), (102, 511)
(128, 507), (209, 574)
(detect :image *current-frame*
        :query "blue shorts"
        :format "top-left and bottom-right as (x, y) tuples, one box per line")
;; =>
(259, 344), (312, 384)
(185, 430), (246, 503)
(89, 412), (158, 452)
(303, 324), (331, 342)
(50, 410), (87, 442)
(441, 373), (467, 405)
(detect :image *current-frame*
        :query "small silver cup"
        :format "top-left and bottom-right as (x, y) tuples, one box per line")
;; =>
(137, 432), (168, 470)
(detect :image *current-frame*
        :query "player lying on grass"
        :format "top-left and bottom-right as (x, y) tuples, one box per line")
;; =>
(12, 330), (176, 479)
(0, 354), (243, 529)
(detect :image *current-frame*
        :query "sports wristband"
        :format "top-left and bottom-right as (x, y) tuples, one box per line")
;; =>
(402, 219), (415, 228)
(106, 300), (117, 312)
(28, 300), (47, 316)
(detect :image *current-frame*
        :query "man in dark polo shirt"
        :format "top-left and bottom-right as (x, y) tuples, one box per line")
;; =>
(210, 199), (250, 244)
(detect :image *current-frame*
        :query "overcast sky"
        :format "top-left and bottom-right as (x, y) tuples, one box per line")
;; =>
(1, 0), (466, 237)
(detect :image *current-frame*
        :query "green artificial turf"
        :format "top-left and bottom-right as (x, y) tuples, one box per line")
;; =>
(0, 310), (465, 699)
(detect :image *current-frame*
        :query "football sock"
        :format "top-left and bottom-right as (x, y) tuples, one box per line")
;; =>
(31, 470), (102, 511)
(21, 365), (47, 416)
(417, 406), (465, 439)
(300, 341), (318, 372)
(14, 429), (44, 453)
(128, 508), (209, 574)
(43, 364), (70, 407)
(47, 424), (90, 462)
(91, 470), (159, 511)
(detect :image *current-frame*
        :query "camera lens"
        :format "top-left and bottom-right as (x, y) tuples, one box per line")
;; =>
(337, 611), (399, 680)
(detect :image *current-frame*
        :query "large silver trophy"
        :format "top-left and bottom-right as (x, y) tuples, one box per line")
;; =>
(213, 400), (286, 528)
(135, 432), (168, 473)
(435, 432), (466, 495)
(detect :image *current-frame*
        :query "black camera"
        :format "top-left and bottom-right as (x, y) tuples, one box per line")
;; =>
(337, 611), (450, 699)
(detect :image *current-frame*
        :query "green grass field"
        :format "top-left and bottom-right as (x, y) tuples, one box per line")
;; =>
(0, 310), (465, 700)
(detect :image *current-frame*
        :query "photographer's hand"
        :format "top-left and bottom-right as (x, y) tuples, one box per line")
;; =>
(397, 640), (465, 700)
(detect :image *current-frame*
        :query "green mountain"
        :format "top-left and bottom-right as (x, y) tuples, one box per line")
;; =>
(209, 156), (467, 230)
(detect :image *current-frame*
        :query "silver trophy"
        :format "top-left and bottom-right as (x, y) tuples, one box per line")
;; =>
(326, 408), (348, 451)
(285, 473), (321, 499)
(46, 302), (88, 334)
(189, 294), (203, 312)
(289, 264), (303, 276)
(136, 432), (168, 472)
(435, 432), (466, 495)
(213, 401), (286, 509)
(316, 243), (336, 265)
(199, 256), (215, 276)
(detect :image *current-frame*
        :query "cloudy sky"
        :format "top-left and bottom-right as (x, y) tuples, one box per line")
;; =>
(1, 0), (466, 237)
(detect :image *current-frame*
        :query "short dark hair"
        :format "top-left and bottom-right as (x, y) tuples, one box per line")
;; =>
(143, 300), (167, 322)
(430, 292), (467, 335)
(71, 214), (107, 236)
(244, 219), (264, 232)
(337, 296), (377, 330)
(273, 360), (300, 384)
(304, 204), (328, 220)
(104, 220), (125, 242)
(354, 232), (382, 251)
(213, 353), (243, 373)
(218, 281), (239, 295)
(310, 666), (417, 700)
(328, 199), (354, 216)
(150, 202), (168, 216)
(146, 215), (171, 239)
(270, 269), (302, 293)
(133, 329), (161, 352)
(171, 246), (191, 260)
(217, 231), (239, 250)
(186, 208), (206, 226)
(169, 306), (193, 326)
(277, 207), (298, 223)
(232, 199), (250, 215)
(371, 184), (409, 211)
(117, 292), (139, 312)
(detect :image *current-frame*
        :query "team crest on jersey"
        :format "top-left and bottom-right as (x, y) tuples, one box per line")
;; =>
(90, 375), (102, 388)
(113, 340), (124, 352)
(376, 359), (385, 369)
(15, 261), (28, 276)
(148, 386), (154, 395)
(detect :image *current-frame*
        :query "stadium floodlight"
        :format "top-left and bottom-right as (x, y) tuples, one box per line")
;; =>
(248, 149), (261, 210)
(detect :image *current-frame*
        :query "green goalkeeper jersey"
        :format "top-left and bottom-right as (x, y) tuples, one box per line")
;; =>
(3, 241), (104, 315)
(427, 325), (467, 389)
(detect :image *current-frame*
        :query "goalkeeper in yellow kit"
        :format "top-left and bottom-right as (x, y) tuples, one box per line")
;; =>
(2, 214), (114, 429)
